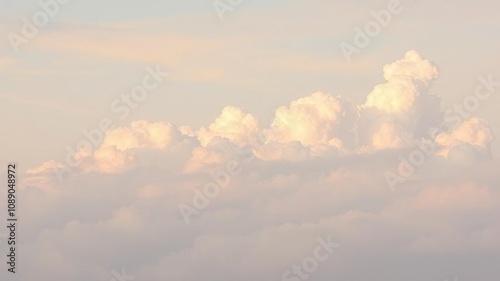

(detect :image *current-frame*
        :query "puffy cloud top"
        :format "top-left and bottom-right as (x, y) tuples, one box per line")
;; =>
(436, 118), (495, 157)
(197, 106), (260, 147)
(364, 50), (440, 113)
(266, 92), (351, 147)
(102, 120), (180, 151)
(382, 50), (440, 83)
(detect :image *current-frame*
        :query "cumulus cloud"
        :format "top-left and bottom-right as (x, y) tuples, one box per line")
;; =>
(101, 120), (181, 151)
(23, 160), (66, 192)
(371, 123), (411, 150)
(183, 140), (235, 173)
(357, 51), (443, 150)
(18, 50), (499, 281)
(251, 92), (356, 160)
(24, 121), (187, 190)
(84, 120), (184, 173)
(363, 50), (440, 114)
(197, 106), (260, 148)
(266, 92), (351, 146)
(25, 51), (493, 175)
(182, 107), (260, 172)
(436, 117), (495, 158)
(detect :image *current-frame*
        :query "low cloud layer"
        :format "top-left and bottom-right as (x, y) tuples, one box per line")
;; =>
(15, 51), (499, 281)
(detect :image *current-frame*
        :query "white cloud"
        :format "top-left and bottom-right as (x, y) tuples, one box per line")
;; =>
(18, 51), (500, 281)
(436, 117), (495, 157)
(363, 50), (440, 114)
(266, 92), (353, 147)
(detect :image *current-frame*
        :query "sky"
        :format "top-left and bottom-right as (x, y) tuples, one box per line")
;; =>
(0, 0), (499, 280)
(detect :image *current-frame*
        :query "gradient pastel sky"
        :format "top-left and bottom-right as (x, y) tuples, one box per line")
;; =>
(1, 0), (499, 168)
(1, 0), (500, 280)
